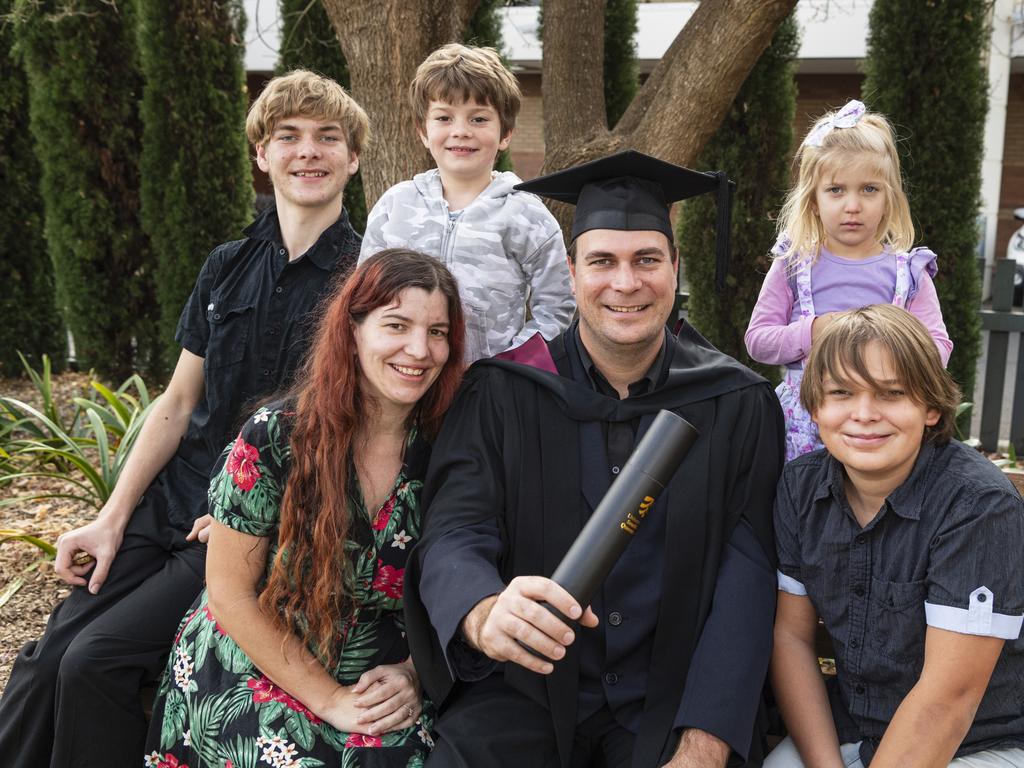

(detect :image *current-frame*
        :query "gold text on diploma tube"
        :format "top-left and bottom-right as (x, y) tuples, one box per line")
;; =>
(620, 495), (655, 535)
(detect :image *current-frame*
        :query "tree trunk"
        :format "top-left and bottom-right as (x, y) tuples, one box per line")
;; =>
(320, 0), (479, 207)
(542, 0), (798, 232)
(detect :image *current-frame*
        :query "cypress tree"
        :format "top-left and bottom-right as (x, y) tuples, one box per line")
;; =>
(0, 3), (65, 376)
(863, 0), (986, 400)
(137, 0), (254, 368)
(675, 13), (799, 380)
(277, 0), (367, 231)
(12, 0), (157, 380)
(603, 0), (638, 128)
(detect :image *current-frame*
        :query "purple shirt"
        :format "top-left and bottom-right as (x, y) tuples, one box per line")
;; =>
(744, 247), (952, 369)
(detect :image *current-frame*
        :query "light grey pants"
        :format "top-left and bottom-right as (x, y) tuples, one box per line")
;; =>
(764, 737), (1024, 767)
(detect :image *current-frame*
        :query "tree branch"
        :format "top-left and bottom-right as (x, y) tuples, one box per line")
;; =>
(614, 0), (797, 166)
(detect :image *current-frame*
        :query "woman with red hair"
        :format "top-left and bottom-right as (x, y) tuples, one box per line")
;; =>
(145, 249), (465, 768)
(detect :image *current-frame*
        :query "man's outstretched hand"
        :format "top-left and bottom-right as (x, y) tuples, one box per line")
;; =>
(461, 576), (599, 674)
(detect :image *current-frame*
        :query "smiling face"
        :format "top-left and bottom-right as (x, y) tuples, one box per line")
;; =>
(812, 340), (939, 492)
(570, 228), (678, 360)
(813, 155), (888, 259)
(419, 98), (511, 191)
(256, 115), (359, 214)
(352, 288), (451, 419)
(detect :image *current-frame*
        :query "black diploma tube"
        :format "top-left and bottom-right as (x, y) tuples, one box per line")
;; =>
(550, 409), (699, 612)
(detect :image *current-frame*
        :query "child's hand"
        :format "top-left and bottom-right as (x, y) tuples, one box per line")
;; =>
(811, 312), (836, 341)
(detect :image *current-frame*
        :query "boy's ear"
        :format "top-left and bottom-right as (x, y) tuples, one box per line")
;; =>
(417, 125), (430, 149)
(255, 142), (270, 172)
(499, 127), (513, 151)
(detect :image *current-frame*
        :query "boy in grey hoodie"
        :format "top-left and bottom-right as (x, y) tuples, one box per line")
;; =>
(359, 43), (573, 363)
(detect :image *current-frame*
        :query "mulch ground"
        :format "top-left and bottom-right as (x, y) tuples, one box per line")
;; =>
(0, 372), (97, 692)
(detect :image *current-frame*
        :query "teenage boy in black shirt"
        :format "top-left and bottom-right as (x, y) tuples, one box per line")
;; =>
(0, 70), (369, 768)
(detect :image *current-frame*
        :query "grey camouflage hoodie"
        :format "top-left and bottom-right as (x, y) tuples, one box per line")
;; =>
(359, 169), (574, 363)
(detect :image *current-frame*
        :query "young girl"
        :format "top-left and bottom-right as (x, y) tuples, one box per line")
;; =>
(745, 99), (952, 461)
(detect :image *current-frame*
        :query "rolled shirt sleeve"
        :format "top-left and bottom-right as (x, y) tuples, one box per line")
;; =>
(773, 467), (809, 596)
(923, 487), (1024, 640)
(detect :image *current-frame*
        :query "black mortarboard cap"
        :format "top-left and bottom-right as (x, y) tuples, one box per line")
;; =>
(515, 150), (735, 291)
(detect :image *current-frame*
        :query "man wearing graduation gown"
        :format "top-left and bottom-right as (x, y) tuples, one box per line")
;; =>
(405, 151), (785, 768)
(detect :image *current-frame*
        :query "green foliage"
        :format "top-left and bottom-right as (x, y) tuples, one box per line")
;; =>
(465, 0), (514, 173)
(675, 13), (799, 382)
(11, 0), (158, 380)
(0, 1), (65, 376)
(137, 0), (254, 368)
(0, 527), (57, 608)
(1, 354), (157, 510)
(277, 0), (366, 231)
(603, 0), (638, 128)
(862, 0), (985, 401)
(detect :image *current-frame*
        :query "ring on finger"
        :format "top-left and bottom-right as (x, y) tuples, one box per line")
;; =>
(406, 705), (415, 719)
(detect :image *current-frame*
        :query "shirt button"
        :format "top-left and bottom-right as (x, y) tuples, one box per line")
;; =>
(278, 248), (286, 256)
(608, 611), (623, 626)
(604, 672), (619, 686)
(262, 369), (270, 377)
(855, 535), (865, 545)
(275, 286), (283, 294)
(213, 313), (221, 320)
(611, 466), (620, 475)
(854, 585), (865, 597)
(267, 328), (276, 336)
(855, 684), (865, 695)
(850, 638), (860, 648)
(978, 593), (987, 603)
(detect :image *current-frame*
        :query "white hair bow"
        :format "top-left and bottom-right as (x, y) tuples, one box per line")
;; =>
(802, 99), (866, 147)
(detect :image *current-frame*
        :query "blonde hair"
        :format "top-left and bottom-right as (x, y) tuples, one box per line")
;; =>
(800, 304), (959, 444)
(246, 70), (370, 155)
(410, 43), (521, 137)
(776, 105), (914, 270)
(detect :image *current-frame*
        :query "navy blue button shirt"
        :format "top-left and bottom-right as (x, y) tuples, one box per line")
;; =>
(775, 439), (1024, 762)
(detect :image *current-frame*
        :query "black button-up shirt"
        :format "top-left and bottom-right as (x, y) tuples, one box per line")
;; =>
(161, 206), (359, 528)
(775, 439), (1024, 762)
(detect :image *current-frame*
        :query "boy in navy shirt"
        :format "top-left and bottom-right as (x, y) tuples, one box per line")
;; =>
(768, 304), (1024, 767)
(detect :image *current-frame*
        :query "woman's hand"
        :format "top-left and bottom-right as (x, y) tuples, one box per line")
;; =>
(351, 659), (423, 735)
(318, 685), (364, 734)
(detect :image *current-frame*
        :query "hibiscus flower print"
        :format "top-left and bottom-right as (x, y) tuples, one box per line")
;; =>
(344, 733), (382, 748)
(225, 436), (261, 491)
(371, 561), (404, 599)
(247, 675), (321, 723)
(144, 753), (189, 768)
(371, 494), (396, 531)
(252, 409), (270, 424)
(391, 530), (412, 550)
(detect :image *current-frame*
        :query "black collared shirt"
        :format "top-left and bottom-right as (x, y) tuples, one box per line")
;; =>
(570, 326), (669, 472)
(161, 206), (359, 527)
(775, 439), (1024, 762)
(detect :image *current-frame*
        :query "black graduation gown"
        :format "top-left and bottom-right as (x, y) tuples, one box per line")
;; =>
(405, 323), (784, 768)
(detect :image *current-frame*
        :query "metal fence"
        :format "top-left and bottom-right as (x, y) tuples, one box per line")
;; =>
(977, 258), (1024, 453)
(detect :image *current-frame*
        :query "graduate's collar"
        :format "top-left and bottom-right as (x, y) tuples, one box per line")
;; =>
(570, 322), (668, 399)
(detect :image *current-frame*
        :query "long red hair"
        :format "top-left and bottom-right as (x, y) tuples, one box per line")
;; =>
(259, 249), (465, 665)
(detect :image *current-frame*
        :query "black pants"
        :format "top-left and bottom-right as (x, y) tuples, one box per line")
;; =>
(427, 675), (677, 768)
(0, 478), (206, 768)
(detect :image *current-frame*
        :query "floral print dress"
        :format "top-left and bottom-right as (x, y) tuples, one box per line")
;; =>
(144, 404), (434, 768)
